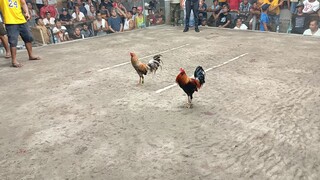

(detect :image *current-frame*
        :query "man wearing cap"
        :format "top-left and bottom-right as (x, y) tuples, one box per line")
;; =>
(181, 0), (200, 32)
(260, 3), (270, 31)
(60, 8), (73, 25)
(0, 0), (40, 67)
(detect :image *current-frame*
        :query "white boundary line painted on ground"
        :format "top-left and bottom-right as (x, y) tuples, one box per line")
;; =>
(155, 53), (249, 94)
(97, 44), (190, 72)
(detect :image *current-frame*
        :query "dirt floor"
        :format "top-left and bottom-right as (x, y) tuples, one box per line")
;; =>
(0, 26), (319, 180)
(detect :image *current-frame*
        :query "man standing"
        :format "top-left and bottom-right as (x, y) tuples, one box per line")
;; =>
(0, 11), (11, 58)
(0, 0), (40, 67)
(181, 0), (200, 32)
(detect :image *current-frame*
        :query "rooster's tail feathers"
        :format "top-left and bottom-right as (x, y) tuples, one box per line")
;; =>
(194, 66), (205, 85)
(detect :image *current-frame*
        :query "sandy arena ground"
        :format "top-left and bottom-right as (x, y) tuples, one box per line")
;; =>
(0, 26), (319, 180)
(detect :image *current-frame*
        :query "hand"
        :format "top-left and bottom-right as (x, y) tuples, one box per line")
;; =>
(24, 12), (31, 21)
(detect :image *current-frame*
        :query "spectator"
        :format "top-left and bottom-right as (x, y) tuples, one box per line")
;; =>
(43, 11), (55, 26)
(93, 11), (108, 36)
(260, 4), (270, 31)
(87, 6), (97, 20)
(108, 8), (123, 33)
(123, 11), (135, 30)
(35, 0), (44, 11)
(59, 8), (73, 25)
(81, 24), (94, 37)
(146, 9), (156, 26)
(52, 19), (70, 42)
(27, 2), (39, 27)
(207, 0), (221, 26)
(67, 0), (75, 13)
(85, 0), (97, 14)
(72, 5), (87, 22)
(288, 0), (299, 14)
(35, 18), (51, 44)
(302, 0), (320, 14)
(234, 18), (248, 29)
(0, 14), (11, 58)
(249, 1), (260, 30)
(216, 4), (231, 28)
(219, 0), (227, 6)
(100, 5), (110, 18)
(264, 0), (284, 32)
(135, 6), (145, 28)
(100, 0), (113, 12)
(132, 6), (138, 20)
(40, 0), (57, 18)
(291, 3), (306, 34)
(72, 27), (83, 39)
(239, 0), (251, 13)
(76, 0), (88, 16)
(155, 10), (165, 25)
(295, 2), (304, 16)
(230, 0), (242, 11)
(303, 20), (320, 36)
(199, 0), (208, 19)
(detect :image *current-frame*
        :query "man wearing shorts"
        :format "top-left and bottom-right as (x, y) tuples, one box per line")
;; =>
(0, 11), (11, 58)
(0, 0), (40, 67)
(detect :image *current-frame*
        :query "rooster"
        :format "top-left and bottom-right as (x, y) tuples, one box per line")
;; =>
(130, 52), (163, 84)
(176, 66), (205, 108)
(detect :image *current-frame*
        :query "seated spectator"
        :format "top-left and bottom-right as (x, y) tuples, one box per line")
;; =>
(100, 0), (113, 12)
(132, 6), (138, 20)
(135, 6), (145, 28)
(216, 4), (231, 28)
(239, 0), (251, 13)
(59, 8), (73, 25)
(81, 24), (94, 37)
(199, 0), (208, 19)
(123, 11), (135, 31)
(76, 0), (88, 16)
(72, 27), (83, 39)
(302, 0), (319, 14)
(72, 5), (87, 22)
(87, 6), (97, 20)
(260, 4), (270, 31)
(249, 1), (260, 30)
(291, 3), (306, 34)
(27, 2), (39, 27)
(146, 9), (156, 26)
(52, 19), (70, 42)
(93, 11), (109, 36)
(108, 8), (123, 33)
(100, 5), (110, 18)
(295, 2), (304, 16)
(35, 18), (51, 44)
(43, 11), (55, 26)
(155, 10), (164, 25)
(303, 20), (320, 36)
(84, 0), (97, 14)
(234, 18), (248, 29)
(40, 0), (57, 18)
(207, 0), (221, 26)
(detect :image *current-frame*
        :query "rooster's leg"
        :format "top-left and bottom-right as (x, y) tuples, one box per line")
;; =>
(141, 76), (144, 84)
(186, 96), (192, 108)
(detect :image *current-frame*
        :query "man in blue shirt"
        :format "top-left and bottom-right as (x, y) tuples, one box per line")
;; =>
(108, 8), (123, 33)
(260, 4), (270, 31)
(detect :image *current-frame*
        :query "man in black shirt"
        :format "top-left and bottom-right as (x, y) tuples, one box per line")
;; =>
(59, 8), (73, 25)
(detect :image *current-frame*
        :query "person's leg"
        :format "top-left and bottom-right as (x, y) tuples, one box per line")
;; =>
(19, 24), (40, 60)
(184, 0), (191, 31)
(5, 24), (21, 67)
(0, 35), (11, 58)
(193, 0), (200, 31)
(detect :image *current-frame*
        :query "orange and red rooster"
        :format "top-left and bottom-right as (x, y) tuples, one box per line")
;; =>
(176, 66), (206, 108)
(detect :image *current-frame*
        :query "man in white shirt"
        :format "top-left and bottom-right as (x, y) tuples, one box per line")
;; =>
(234, 18), (248, 30)
(43, 12), (56, 26)
(302, 0), (319, 14)
(303, 20), (320, 36)
(72, 5), (86, 22)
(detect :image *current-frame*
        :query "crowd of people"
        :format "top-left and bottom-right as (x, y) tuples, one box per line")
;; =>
(5, 0), (165, 44)
(183, 0), (319, 35)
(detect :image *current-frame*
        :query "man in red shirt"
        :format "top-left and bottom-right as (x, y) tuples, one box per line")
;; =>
(40, 0), (58, 18)
(229, 0), (242, 11)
